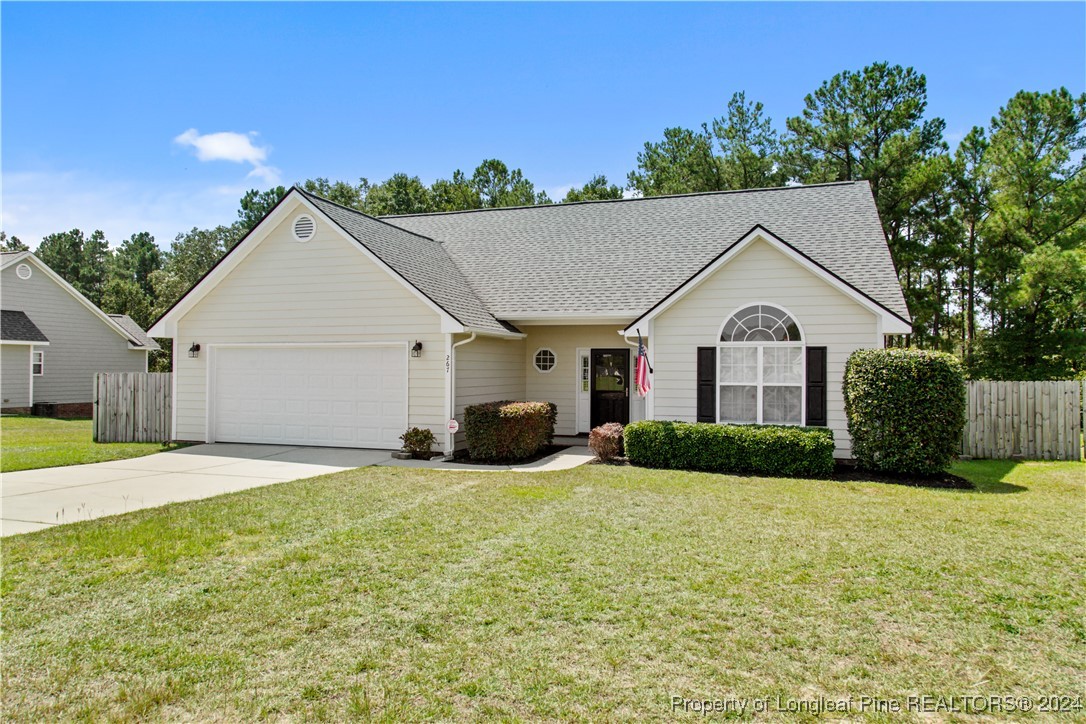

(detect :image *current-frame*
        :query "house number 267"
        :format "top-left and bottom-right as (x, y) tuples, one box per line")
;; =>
(446, 354), (451, 374)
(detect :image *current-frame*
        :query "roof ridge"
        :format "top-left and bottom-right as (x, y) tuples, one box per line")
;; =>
(380, 181), (864, 219)
(294, 186), (442, 244)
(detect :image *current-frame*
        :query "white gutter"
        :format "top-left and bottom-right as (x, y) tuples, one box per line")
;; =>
(445, 332), (477, 456)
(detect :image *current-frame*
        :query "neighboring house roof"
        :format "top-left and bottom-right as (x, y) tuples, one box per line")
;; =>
(296, 190), (512, 335)
(1, 310), (49, 343)
(384, 181), (910, 323)
(108, 314), (161, 351)
(1, 252), (158, 349)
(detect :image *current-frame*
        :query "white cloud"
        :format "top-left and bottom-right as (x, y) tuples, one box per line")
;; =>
(174, 128), (281, 185)
(0, 170), (243, 249)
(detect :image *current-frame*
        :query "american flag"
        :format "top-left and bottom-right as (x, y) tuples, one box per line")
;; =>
(635, 331), (653, 397)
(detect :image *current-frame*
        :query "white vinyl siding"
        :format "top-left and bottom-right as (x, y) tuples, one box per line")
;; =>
(0, 263), (146, 405)
(653, 238), (879, 457)
(173, 200), (446, 443)
(519, 325), (645, 436)
(1, 344), (32, 408)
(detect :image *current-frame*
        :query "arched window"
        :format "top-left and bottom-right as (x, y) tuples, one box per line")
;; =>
(718, 304), (804, 425)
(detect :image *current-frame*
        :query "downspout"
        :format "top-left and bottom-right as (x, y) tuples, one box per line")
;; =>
(445, 332), (477, 457)
(620, 326), (653, 421)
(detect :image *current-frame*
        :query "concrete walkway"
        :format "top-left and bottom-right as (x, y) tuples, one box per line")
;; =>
(380, 446), (595, 472)
(1, 444), (390, 536)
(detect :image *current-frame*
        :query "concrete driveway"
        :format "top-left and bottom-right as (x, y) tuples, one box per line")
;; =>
(1, 444), (391, 536)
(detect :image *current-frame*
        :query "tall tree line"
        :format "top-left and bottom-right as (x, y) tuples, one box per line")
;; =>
(2, 63), (1082, 379)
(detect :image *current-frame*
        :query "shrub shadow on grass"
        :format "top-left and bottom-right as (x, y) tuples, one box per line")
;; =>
(952, 459), (1030, 494)
(832, 463), (976, 490)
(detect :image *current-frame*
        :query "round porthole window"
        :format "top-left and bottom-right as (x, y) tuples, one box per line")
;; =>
(534, 348), (556, 373)
(15, 263), (32, 280)
(292, 214), (317, 242)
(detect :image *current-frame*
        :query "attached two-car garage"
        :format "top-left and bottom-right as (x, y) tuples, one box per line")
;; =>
(210, 345), (407, 449)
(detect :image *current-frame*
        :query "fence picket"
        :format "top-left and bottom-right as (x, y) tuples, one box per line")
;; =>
(92, 372), (172, 443)
(961, 380), (1082, 461)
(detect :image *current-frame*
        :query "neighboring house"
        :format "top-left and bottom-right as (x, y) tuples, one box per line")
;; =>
(1, 252), (160, 416)
(150, 181), (910, 458)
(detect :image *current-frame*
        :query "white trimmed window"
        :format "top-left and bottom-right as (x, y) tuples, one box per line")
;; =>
(32, 351), (44, 376)
(718, 304), (803, 425)
(534, 348), (556, 373)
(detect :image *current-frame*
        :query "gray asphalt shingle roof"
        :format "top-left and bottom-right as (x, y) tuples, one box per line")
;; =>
(1, 310), (49, 343)
(382, 181), (910, 323)
(299, 190), (511, 334)
(108, 314), (160, 350)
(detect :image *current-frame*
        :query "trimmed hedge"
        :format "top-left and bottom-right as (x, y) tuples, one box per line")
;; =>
(464, 401), (557, 462)
(843, 348), (966, 475)
(623, 420), (835, 478)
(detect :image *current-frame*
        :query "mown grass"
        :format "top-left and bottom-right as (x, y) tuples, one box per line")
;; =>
(2, 460), (1083, 720)
(0, 416), (175, 472)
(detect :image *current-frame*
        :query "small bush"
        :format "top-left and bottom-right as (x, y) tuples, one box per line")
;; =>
(844, 348), (966, 475)
(464, 401), (557, 462)
(624, 420), (835, 478)
(399, 427), (436, 459)
(589, 423), (624, 463)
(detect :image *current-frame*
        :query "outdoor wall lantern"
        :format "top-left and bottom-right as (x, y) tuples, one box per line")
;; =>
(411, 341), (423, 358)
(188, 342), (201, 358)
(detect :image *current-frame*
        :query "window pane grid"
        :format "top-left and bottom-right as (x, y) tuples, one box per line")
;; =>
(717, 323), (803, 425)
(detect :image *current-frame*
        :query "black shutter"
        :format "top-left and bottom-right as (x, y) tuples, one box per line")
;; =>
(697, 347), (716, 423)
(805, 346), (827, 426)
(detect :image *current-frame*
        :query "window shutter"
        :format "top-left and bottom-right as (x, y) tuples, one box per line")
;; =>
(696, 346), (716, 423)
(805, 346), (827, 426)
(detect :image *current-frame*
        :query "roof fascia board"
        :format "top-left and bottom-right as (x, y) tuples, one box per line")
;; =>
(150, 191), (466, 337)
(0, 251), (31, 269)
(509, 316), (640, 326)
(17, 254), (142, 345)
(0, 340), (50, 346)
(466, 327), (526, 339)
(623, 226), (911, 335)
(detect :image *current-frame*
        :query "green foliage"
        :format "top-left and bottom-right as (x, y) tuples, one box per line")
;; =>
(150, 225), (239, 318)
(588, 422), (623, 462)
(430, 170), (482, 211)
(973, 88), (1086, 379)
(101, 278), (153, 329)
(35, 229), (111, 305)
(627, 126), (722, 196)
(464, 401), (557, 462)
(363, 174), (433, 216)
(843, 348), (966, 475)
(301, 177), (367, 210)
(564, 175), (624, 203)
(623, 420), (835, 478)
(399, 427), (436, 458)
(112, 232), (163, 297)
(471, 159), (540, 208)
(711, 91), (783, 189)
(237, 186), (288, 233)
(0, 231), (28, 252)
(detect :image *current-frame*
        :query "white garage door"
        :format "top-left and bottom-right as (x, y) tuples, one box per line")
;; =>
(211, 345), (407, 449)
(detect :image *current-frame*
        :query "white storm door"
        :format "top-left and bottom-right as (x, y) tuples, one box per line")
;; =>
(211, 344), (407, 449)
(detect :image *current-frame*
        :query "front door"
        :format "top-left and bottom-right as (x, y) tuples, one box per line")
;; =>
(590, 348), (630, 429)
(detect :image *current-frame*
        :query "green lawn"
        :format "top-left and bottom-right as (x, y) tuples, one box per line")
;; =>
(2, 460), (1083, 720)
(0, 416), (172, 472)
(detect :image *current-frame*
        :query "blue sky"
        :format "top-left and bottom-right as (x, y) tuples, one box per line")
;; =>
(3, 2), (1083, 248)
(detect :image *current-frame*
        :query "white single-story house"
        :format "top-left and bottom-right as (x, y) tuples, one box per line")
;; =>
(1, 251), (159, 417)
(149, 181), (910, 458)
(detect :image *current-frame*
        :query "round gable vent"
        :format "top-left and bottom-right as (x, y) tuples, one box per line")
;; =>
(15, 263), (32, 280)
(292, 214), (317, 242)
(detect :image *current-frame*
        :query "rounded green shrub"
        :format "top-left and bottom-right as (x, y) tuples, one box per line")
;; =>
(843, 348), (966, 475)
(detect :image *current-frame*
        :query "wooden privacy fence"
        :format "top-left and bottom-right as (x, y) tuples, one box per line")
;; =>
(93, 372), (172, 443)
(962, 380), (1083, 461)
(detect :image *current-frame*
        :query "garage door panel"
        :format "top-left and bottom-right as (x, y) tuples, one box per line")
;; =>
(212, 345), (407, 449)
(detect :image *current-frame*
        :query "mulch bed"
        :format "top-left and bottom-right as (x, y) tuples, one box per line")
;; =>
(452, 445), (570, 466)
(831, 463), (974, 489)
